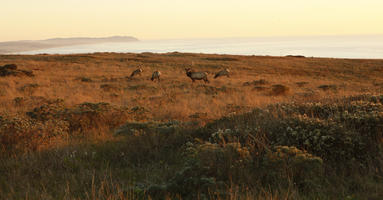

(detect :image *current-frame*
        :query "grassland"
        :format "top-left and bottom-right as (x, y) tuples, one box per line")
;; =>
(0, 52), (382, 199)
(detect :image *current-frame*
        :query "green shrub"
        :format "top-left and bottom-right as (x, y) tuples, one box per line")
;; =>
(202, 96), (383, 172)
(0, 115), (69, 153)
(150, 140), (251, 199)
(26, 101), (129, 134)
(1, 101), (130, 152)
(262, 146), (324, 192)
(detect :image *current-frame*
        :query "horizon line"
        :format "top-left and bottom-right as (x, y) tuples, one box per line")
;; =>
(1, 33), (383, 43)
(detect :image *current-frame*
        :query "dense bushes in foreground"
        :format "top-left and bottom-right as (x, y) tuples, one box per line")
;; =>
(1, 95), (383, 199)
(149, 94), (383, 199)
(203, 95), (383, 171)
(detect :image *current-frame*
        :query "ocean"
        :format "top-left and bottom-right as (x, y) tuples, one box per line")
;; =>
(15, 35), (383, 59)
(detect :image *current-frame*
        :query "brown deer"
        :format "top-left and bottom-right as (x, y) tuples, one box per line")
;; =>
(185, 68), (209, 83)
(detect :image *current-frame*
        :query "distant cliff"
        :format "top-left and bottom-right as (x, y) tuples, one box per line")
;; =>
(0, 36), (139, 54)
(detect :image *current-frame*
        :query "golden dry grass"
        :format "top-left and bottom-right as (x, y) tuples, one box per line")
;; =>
(0, 52), (383, 152)
(1, 52), (382, 123)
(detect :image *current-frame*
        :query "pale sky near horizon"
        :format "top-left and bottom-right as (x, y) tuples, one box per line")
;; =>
(1, 0), (383, 42)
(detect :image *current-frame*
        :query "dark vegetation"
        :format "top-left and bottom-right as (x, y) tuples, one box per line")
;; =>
(0, 64), (34, 77)
(1, 95), (382, 199)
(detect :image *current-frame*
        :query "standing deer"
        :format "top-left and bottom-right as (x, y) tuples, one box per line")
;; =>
(185, 68), (209, 83)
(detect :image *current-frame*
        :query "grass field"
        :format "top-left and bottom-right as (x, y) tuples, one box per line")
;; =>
(0, 52), (382, 199)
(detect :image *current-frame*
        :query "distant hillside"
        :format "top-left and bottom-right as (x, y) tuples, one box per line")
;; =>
(0, 36), (139, 54)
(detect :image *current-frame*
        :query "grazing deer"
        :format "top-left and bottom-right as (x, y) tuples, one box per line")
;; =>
(214, 68), (230, 79)
(130, 68), (143, 78)
(151, 70), (161, 82)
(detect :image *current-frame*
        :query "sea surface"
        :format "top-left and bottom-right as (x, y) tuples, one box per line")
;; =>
(15, 35), (383, 59)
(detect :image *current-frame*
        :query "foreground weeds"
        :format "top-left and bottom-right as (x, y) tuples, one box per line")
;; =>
(1, 95), (383, 199)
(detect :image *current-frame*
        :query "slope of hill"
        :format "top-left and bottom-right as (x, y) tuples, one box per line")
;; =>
(0, 36), (139, 54)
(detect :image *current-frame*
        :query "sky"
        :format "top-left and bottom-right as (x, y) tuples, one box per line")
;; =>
(1, 0), (383, 42)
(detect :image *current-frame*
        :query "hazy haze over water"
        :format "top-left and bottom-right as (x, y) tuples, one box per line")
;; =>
(15, 35), (383, 59)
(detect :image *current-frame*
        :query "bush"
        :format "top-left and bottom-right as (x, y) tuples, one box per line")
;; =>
(243, 79), (268, 86)
(262, 146), (324, 192)
(0, 115), (69, 153)
(149, 140), (251, 199)
(270, 84), (289, 95)
(198, 95), (383, 173)
(1, 101), (130, 152)
(318, 84), (337, 91)
(26, 101), (129, 134)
